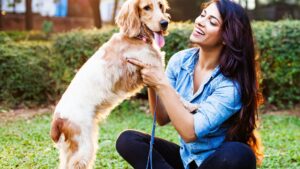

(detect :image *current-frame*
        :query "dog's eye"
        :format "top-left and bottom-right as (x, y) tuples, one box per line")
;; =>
(143, 5), (151, 11)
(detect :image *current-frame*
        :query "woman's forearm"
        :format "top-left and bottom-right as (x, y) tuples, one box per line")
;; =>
(147, 88), (170, 126)
(155, 84), (197, 143)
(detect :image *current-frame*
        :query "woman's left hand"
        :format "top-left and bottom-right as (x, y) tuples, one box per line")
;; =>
(126, 58), (169, 90)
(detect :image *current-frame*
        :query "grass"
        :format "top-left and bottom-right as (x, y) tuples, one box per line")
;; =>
(0, 100), (299, 169)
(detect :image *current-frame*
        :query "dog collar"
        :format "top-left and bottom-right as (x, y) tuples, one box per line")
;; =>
(136, 34), (150, 43)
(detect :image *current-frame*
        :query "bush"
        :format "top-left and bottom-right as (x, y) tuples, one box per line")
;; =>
(0, 32), (12, 44)
(163, 22), (194, 62)
(0, 42), (54, 107)
(1, 21), (299, 109)
(52, 27), (118, 84)
(252, 20), (300, 108)
(0, 31), (50, 42)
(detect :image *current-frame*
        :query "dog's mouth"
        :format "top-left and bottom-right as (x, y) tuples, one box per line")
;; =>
(141, 24), (167, 48)
(153, 31), (165, 48)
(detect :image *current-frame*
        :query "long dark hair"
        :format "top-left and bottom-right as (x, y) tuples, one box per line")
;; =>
(203, 0), (264, 165)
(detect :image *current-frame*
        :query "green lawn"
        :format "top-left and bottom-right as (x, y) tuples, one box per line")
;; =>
(0, 100), (299, 169)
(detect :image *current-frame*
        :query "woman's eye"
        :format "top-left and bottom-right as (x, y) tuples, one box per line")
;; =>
(210, 21), (217, 26)
(210, 19), (218, 26)
(209, 18), (218, 26)
(144, 5), (151, 11)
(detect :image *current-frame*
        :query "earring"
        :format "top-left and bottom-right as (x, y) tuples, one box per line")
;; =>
(222, 41), (226, 45)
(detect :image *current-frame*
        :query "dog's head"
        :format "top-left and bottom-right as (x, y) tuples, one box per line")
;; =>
(116, 0), (170, 47)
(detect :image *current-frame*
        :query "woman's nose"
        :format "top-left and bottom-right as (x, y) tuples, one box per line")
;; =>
(195, 17), (205, 27)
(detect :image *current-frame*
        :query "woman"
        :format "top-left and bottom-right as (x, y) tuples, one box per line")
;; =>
(116, 0), (263, 168)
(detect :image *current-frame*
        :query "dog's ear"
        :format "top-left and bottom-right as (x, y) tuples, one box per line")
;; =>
(162, 0), (170, 11)
(162, 0), (171, 20)
(116, 0), (141, 38)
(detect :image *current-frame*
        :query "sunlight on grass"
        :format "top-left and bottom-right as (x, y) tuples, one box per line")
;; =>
(0, 100), (299, 169)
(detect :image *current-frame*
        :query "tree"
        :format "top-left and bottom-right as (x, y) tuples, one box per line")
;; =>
(25, 0), (33, 30)
(89, 0), (102, 28)
(112, 0), (119, 24)
(0, 0), (2, 30)
(6, 0), (32, 30)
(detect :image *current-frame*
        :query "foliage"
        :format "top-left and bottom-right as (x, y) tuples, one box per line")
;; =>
(42, 21), (54, 38)
(0, 21), (299, 109)
(0, 42), (54, 107)
(4, 31), (28, 41)
(252, 21), (300, 108)
(0, 31), (51, 42)
(162, 22), (194, 62)
(0, 100), (299, 168)
(0, 32), (12, 44)
(52, 27), (118, 81)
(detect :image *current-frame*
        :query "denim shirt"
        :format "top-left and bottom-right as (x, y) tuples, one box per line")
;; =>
(165, 48), (242, 169)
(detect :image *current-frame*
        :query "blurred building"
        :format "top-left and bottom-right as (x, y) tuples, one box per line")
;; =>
(1, 0), (299, 32)
(248, 1), (300, 20)
(0, 0), (122, 31)
(168, 0), (300, 21)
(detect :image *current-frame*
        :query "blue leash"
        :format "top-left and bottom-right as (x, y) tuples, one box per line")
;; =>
(146, 95), (158, 169)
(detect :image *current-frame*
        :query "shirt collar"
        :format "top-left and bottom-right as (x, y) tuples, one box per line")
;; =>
(181, 48), (199, 73)
(181, 48), (221, 78)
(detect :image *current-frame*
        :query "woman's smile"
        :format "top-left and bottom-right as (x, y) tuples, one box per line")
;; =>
(193, 27), (205, 36)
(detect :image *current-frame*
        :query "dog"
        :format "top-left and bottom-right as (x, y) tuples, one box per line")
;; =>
(50, 0), (171, 168)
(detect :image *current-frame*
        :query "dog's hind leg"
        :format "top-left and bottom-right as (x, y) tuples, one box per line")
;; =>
(68, 122), (99, 169)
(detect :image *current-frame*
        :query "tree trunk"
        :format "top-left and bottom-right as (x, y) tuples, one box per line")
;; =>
(25, 0), (33, 30)
(0, 0), (2, 30)
(112, 0), (119, 24)
(255, 0), (259, 9)
(13, 0), (16, 13)
(89, 0), (102, 28)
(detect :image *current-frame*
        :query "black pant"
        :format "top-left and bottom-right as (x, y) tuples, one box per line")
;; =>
(116, 130), (256, 169)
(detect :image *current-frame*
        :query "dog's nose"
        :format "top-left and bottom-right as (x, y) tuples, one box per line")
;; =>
(160, 20), (169, 31)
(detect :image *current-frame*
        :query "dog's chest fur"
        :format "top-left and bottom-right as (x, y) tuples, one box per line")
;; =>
(55, 33), (164, 122)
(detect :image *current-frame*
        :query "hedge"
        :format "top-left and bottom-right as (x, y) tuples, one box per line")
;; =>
(252, 21), (300, 108)
(0, 42), (54, 107)
(0, 20), (299, 109)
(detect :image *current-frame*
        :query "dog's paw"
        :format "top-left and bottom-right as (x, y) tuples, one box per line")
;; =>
(184, 102), (199, 113)
(179, 96), (199, 113)
(72, 160), (88, 169)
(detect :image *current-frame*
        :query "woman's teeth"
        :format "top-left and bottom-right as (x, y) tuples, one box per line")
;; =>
(196, 28), (205, 35)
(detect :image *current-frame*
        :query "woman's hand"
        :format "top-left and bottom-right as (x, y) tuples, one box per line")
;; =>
(127, 58), (197, 142)
(126, 58), (169, 90)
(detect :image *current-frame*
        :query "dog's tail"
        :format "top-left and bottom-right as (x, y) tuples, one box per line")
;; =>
(50, 117), (65, 142)
(50, 115), (81, 143)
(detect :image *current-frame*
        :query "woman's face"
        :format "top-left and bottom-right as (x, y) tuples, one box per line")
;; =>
(190, 2), (223, 48)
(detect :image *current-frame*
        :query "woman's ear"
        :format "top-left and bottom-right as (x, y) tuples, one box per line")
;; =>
(116, 0), (141, 38)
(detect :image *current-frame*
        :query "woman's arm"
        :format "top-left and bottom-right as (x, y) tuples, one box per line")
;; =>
(147, 87), (170, 126)
(127, 58), (197, 143)
(155, 83), (197, 143)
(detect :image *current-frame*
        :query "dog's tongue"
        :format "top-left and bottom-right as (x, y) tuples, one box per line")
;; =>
(154, 32), (165, 48)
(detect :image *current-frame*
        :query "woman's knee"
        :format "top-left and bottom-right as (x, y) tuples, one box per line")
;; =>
(115, 130), (146, 155)
(220, 142), (256, 169)
(116, 130), (134, 152)
(201, 142), (256, 169)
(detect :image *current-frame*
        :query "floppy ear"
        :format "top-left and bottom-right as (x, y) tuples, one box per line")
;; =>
(163, 0), (171, 19)
(116, 0), (141, 38)
(162, 0), (170, 11)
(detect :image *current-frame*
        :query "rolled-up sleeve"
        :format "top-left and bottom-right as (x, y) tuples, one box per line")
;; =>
(165, 53), (181, 88)
(194, 80), (242, 138)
